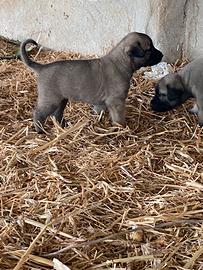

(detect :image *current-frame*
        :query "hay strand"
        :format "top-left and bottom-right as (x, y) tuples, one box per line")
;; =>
(91, 255), (154, 269)
(184, 245), (203, 269)
(13, 223), (48, 270)
(0, 37), (203, 270)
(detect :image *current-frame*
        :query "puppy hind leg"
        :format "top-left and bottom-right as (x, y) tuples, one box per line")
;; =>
(52, 99), (68, 128)
(105, 98), (126, 127)
(33, 103), (58, 133)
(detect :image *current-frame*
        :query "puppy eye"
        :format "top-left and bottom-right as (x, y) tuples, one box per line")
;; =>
(168, 89), (181, 101)
(168, 94), (178, 101)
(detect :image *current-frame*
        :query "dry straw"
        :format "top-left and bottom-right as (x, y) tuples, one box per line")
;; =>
(0, 38), (203, 270)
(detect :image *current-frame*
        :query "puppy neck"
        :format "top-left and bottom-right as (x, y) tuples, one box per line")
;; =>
(177, 70), (194, 100)
(106, 50), (134, 81)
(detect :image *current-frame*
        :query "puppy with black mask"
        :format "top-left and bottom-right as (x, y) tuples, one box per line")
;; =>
(20, 32), (163, 133)
(151, 57), (203, 126)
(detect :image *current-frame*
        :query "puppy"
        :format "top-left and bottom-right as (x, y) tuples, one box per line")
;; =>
(20, 32), (163, 133)
(151, 57), (203, 126)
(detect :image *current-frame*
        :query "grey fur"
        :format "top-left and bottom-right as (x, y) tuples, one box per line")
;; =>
(151, 57), (203, 126)
(20, 33), (163, 133)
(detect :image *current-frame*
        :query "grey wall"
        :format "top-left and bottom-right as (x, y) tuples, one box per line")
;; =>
(184, 0), (203, 59)
(0, 0), (202, 61)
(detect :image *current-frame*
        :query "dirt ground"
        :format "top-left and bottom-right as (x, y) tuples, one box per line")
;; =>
(0, 37), (203, 270)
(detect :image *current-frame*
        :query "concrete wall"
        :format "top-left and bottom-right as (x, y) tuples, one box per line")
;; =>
(184, 0), (203, 59)
(0, 0), (202, 61)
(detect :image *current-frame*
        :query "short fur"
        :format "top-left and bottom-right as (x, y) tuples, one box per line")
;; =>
(20, 32), (163, 133)
(151, 57), (203, 126)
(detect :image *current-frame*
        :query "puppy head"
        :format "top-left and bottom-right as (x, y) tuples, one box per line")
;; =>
(150, 73), (185, 112)
(124, 32), (163, 70)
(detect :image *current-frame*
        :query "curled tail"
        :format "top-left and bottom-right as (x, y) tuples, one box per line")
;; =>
(20, 39), (41, 71)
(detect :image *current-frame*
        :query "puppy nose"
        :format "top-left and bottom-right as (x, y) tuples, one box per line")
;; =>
(159, 51), (163, 59)
(156, 50), (163, 60)
(150, 96), (158, 108)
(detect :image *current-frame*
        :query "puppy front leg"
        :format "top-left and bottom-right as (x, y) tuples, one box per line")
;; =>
(92, 104), (106, 114)
(196, 98), (203, 126)
(197, 109), (203, 126)
(106, 98), (126, 127)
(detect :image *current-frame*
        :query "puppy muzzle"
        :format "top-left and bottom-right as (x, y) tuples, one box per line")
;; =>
(150, 96), (173, 112)
(149, 49), (163, 66)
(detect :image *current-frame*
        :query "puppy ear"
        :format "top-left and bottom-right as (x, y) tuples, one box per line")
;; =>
(173, 74), (184, 91)
(167, 74), (184, 101)
(125, 43), (145, 58)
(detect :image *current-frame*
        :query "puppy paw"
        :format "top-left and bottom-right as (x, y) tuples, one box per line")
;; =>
(188, 103), (198, 114)
(92, 104), (106, 114)
(198, 121), (203, 127)
(61, 118), (67, 128)
(112, 120), (126, 128)
(34, 123), (46, 134)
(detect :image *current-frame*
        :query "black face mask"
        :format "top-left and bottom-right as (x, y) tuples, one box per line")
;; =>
(148, 48), (163, 66)
(150, 96), (174, 112)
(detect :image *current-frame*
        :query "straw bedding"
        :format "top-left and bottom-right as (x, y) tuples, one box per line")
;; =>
(0, 38), (203, 270)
